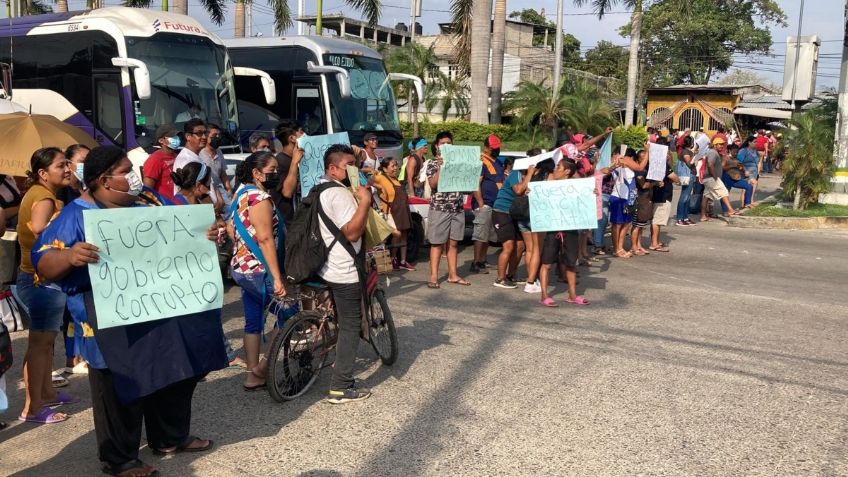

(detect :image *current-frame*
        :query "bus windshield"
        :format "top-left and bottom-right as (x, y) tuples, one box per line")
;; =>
(127, 34), (239, 147)
(323, 54), (400, 134)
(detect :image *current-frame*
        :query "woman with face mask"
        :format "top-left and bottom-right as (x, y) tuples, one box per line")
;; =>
(57, 144), (90, 205)
(32, 146), (224, 476)
(16, 147), (73, 424)
(229, 152), (296, 391)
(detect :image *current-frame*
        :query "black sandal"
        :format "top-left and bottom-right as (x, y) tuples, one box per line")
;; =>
(152, 436), (214, 456)
(102, 459), (158, 477)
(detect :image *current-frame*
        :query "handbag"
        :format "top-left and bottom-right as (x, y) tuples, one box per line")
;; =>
(0, 319), (12, 378)
(509, 195), (530, 221)
(0, 289), (26, 332)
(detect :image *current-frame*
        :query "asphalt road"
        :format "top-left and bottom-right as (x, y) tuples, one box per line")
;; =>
(1, 176), (847, 476)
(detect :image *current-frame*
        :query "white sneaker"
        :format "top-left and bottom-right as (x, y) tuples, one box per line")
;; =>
(523, 280), (541, 294)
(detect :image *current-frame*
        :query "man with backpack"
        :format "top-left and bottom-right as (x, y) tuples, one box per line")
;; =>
(285, 144), (373, 404)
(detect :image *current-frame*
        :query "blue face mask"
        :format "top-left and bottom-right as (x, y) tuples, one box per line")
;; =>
(166, 136), (181, 150)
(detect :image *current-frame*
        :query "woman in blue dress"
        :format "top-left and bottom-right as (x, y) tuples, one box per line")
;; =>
(33, 146), (227, 477)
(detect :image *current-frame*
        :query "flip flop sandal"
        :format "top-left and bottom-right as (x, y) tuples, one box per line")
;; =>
(43, 390), (80, 407)
(565, 296), (590, 306)
(102, 459), (159, 477)
(51, 375), (69, 388)
(540, 297), (559, 307)
(152, 437), (214, 456)
(18, 406), (68, 424)
(446, 279), (471, 286)
(427, 282), (440, 289)
(649, 246), (670, 252)
(242, 382), (266, 391)
(632, 250), (647, 256)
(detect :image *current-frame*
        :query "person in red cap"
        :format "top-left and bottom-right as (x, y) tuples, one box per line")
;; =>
(470, 135), (504, 274)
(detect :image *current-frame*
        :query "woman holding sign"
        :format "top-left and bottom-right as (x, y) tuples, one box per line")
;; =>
(373, 158), (415, 271)
(230, 152), (296, 391)
(33, 146), (224, 477)
(17, 147), (72, 424)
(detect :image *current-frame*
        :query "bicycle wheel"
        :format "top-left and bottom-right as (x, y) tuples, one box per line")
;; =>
(368, 289), (398, 365)
(267, 311), (329, 402)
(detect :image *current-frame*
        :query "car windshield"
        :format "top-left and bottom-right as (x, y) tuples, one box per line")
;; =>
(127, 34), (239, 148)
(323, 54), (400, 134)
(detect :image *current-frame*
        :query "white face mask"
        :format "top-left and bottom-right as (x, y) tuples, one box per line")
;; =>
(107, 170), (143, 196)
(74, 163), (85, 183)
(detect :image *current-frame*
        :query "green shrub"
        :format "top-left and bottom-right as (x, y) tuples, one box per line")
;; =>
(400, 121), (518, 143)
(612, 125), (649, 151)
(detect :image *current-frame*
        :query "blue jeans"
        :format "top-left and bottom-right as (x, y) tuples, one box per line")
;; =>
(676, 182), (693, 220)
(720, 173), (753, 211)
(232, 270), (297, 334)
(593, 194), (610, 247)
(16, 271), (66, 332)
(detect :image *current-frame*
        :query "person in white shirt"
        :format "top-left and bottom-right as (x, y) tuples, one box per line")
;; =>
(316, 144), (373, 404)
(174, 119), (223, 215)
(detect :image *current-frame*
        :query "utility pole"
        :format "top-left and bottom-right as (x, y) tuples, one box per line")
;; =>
(831, 0), (848, 197)
(298, 0), (305, 35)
(409, 0), (417, 43)
(551, 0), (564, 142)
(246, 2), (253, 37)
(790, 0), (806, 113)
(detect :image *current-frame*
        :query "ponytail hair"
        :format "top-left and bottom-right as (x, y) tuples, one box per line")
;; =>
(25, 147), (63, 188)
(171, 161), (209, 190)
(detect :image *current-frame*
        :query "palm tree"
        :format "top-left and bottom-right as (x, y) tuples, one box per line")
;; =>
(386, 43), (442, 137)
(502, 79), (571, 133)
(574, 0), (642, 127)
(123, 0), (224, 22)
(449, 0), (473, 77)
(502, 79), (613, 137)
(315, 0), (379, 35)
(425, 75), (470, 122)
(489, 0), (507, 124)
(781, 108), (836, 209)
(469, 0), (493, 124)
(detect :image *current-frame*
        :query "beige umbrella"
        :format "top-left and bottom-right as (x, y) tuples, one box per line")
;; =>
(0, 112), (98, 177)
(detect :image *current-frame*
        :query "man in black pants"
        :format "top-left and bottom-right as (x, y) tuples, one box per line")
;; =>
(317, 145), (373, 403)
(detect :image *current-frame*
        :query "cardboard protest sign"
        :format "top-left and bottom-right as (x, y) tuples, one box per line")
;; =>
(596, 135), (613, 169)
(528, 178), (597, 232)
(693, 133), (711, 160)
(647, 143), (669, 181)
(297, 132), (350, 197)
(437, 145), (481, 193)
(83, 204), (224, 329)
(513, 150), (556, 171)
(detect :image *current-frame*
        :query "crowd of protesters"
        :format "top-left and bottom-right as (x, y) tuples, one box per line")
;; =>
(0, 116), (780, 476)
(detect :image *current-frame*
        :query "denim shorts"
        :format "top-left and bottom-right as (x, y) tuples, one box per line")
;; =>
(16, 271), (66, 332)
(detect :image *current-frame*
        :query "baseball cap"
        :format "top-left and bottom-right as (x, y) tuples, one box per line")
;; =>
(712, 137), (726, 145)
(571, 133), (585, 146)
(363, 132), (377, 141)
(155, 124), (177, 140)
(486, 134), (501, 150)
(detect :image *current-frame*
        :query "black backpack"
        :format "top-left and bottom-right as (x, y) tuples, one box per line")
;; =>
(284, 181), (358, 284)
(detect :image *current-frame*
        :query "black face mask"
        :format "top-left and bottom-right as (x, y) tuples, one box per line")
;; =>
(209, 137), (222, 149)
(491, 148), (501, 158)
(340, 176), (352, 188)
(261, 172), (281, 191)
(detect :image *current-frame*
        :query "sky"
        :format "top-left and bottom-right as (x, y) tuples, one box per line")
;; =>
(3, 0), (845, 89)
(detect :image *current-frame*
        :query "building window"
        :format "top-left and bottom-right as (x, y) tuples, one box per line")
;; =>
(448, 64), (458, 80)
(708, 107), (733, 131)
(648, 107), (672, 129)
(678, 108), (705, 132)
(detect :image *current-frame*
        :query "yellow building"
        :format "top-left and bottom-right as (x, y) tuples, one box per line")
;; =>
(646, 84), (769, 134)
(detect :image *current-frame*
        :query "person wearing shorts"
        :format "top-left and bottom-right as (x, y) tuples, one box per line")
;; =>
(700, 143), (736, 220)
(470, 135), (504, 274)
(538, 231), (585, 306)
(649, 159), (675, 252)
(426, 132), (470, 287)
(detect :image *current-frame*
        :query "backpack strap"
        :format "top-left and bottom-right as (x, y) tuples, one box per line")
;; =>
(315, 182), (367, 285)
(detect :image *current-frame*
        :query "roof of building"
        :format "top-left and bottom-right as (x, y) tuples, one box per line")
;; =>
(647, 84), (766, 96)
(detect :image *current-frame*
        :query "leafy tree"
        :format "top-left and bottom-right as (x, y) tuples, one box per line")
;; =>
(386, 43), (443, 137)
(715, 68), (779, 92)
(509, 8), (582, 65)
(583, 41), (629, 82)
(424, 76), (470, 122)
(502, 79), (613, 137)
(636, 0), (786, 86)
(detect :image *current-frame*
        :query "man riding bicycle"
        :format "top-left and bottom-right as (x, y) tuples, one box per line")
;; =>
(317, 144), (373, 404)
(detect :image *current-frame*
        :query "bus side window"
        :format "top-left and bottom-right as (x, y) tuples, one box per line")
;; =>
(95, 76), (124, 145)
(294, 85), (325, 135)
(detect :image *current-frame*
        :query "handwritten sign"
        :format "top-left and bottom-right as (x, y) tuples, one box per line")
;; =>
(647, 143), (668, 181)
(437, 144), (480, 193)
(83, 204), (224, 329)
(529, 178), (597, 232)
(513, 150), (556, 171)
(298, 132), (350, 197)
(596, 135), (613, 169)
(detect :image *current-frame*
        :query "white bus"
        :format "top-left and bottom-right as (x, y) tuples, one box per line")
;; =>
(0, 7), (275, 166)
(226, 36), (421, 162)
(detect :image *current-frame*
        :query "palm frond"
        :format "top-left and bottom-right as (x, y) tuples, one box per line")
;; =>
(267, 0), (293, 34)
(572, 0), (637, 20)
(345, 0), (380, 26)
(197, 0), (226, 25)
(29, 0), (53, 12)
(450, 0), (473, 77)
(122, 0), (152, 6)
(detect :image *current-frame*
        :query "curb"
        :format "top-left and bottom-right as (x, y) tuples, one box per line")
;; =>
(727, 215), (848, 230)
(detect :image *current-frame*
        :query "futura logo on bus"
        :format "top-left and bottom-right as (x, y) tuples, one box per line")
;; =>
(152, 19), (205, 35)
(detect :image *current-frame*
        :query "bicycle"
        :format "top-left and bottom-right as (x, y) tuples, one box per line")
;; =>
(265, 248), (398, 402)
